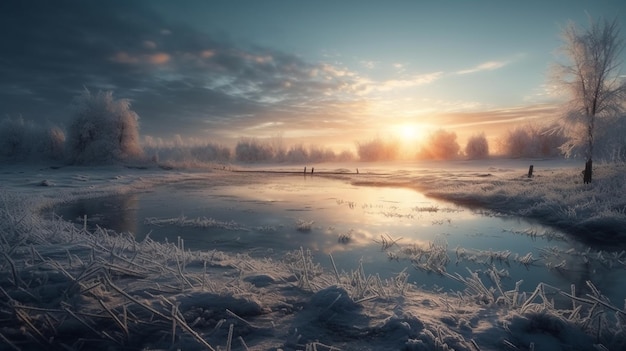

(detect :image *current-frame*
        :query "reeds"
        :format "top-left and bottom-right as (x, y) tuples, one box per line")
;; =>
(144, 215), (246, 230)
(295, 219), (315, 232)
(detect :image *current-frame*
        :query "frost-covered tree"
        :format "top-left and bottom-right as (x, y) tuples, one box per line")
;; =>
(0, 116), (28, 160)
(0, 116), (66, 162)
(500, 126), (538, 158)
(554, 17), (626, 183)
(498, 124), (566, 158)
(285, 144), (309, 163)
(67, 90), (143, 164)
(36, 126), (66, 160)
(190, 143), (231, 163)
(356, 137), (399, 161)
(418, 129), (460, 160)
(235, 138), (274, 162)
(464, 132), (489, 159)
(308, 145), (336, 163)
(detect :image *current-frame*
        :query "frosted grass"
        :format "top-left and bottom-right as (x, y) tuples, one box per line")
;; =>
(144, 215), (247, 231)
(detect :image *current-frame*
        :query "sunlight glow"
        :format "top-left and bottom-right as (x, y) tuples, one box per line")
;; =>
(393, 123), (427, 143)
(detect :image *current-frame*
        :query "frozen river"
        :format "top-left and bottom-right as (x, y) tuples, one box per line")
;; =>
(51, 173), (615, 297)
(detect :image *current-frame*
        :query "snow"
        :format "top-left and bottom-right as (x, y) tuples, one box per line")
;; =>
(1, 159), (625, 350)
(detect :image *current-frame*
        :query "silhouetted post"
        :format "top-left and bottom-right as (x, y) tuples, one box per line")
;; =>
(304, 166), (306, 174)
(311, 167), (314, 174)
(356, 168), (359, 174)
(583, 160), (592, 184)
(527, 165), (534, 178)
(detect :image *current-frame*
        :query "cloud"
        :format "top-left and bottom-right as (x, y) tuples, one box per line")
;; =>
(352, 71), (443, 96)
(456, 60), (509, 75)
(0, 0), (369, 141)
(110, 52), (171, 65)
(377, 72), (443, 91)
(434, 104), (559, 130)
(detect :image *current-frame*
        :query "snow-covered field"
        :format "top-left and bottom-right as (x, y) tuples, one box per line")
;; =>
(1, 159), (625, 350)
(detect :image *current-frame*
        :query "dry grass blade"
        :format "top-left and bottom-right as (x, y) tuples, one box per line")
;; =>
(226, 323), (234, 351)
(300, 247), (313, 290)
(225, 309), (262, 330)
(2, 251), (22, 288)
(63, 307), (113, 341)
(0, 285), (15, 303)
(238, 335), (250, 351)
(175, 253), (193, 291)
(328, 253), (341, 284)
(171, 303), (178, 347)
(373, 233), (402, 250)
(172, 311), (217, 351)
(103, 274), (169, 320)
(15, 308), (48, 345)
(98, 299), (129, 338)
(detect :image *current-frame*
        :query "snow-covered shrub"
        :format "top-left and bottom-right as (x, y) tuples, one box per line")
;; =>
(142, 138), (231, 167)
(357, 137), (399, 161)
(0, 116), (29, 161)
(235, 138), (275, 162)
(0, 116), (66, 162)
(33, 126), (66, 160)
(285, 144), (309, 163)
(66, 90), (142, 164)
(269, 133), (287, 162)
(501, 126), (536, 158)
(308, 145), (336, 163)
(464, 132), (489, 159)
(336, 149), (356, 162)
(418, 129), (460, 160)
(283, 144), (341, 163)
(189, 143), (231, 162)
(499, 124), (565, 158)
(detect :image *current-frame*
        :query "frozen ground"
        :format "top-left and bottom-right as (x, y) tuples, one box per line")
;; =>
(1, 159), (625, 350)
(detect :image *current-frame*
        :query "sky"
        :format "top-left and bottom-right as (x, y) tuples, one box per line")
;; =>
(1, 0), (625, 151)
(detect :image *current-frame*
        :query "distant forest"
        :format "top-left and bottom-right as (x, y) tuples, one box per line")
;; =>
(1, 89), (625, 166)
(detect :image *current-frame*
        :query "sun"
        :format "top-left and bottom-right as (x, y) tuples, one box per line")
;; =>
(400, 124), (418, 140)
(394, 123), (426, 143)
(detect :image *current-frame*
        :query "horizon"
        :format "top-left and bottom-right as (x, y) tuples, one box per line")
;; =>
(1, 0), (624, 152)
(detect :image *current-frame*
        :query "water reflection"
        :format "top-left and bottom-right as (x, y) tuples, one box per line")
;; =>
(57, 193), (140, 235)
(52, 175), (623, 302)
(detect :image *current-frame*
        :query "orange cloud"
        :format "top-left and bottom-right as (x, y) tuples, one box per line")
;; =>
(200, 50), (215, 58)
(147, 52), (170, 65)
(110, 51), (170, 65)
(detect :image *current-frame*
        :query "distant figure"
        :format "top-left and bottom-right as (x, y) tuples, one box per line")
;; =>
(356, 168), (359, 174)
(304, 166), (306, 174)
(528, 165), (534, 178)
(311, 167), (314, 174)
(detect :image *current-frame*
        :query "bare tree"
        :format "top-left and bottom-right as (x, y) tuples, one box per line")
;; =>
(555, 17), (626, 183)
